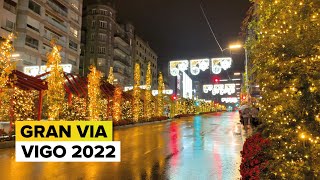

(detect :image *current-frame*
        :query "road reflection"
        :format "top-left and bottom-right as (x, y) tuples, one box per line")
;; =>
(0, 112), (242, 180)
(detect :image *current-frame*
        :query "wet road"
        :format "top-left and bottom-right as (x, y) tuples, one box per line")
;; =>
(0, 112), (243, 180)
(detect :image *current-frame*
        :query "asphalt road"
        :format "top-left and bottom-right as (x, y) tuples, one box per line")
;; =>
(0, 112), (243, 180)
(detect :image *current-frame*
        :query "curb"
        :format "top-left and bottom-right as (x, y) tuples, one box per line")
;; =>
(114, 118), (174, 130)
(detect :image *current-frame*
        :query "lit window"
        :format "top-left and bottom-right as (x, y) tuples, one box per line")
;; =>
(70, 27), (78, 37)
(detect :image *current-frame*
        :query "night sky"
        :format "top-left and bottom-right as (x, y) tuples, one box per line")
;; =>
(113, 0), (252, 84)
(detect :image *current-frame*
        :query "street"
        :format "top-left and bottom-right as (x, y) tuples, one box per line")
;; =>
(0, 112), (243, 180)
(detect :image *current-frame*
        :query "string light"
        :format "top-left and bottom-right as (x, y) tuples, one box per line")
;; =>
(46, 41), (65, 120)
(112, 85), (122, 121)
(88, 65), (102, 121)
(107, 67), (114, 85)
(145, 62), (152, 120)
(157, 72), (164, 117)
(132, 63), (141, 122)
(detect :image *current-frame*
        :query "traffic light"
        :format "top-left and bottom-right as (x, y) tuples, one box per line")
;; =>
(212, 76), (220, 83)
(171, 94), (177, 101)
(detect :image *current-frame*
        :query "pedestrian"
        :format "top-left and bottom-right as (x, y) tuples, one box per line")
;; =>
(250, 107), (259, 127)
(242, 107), (251, 133)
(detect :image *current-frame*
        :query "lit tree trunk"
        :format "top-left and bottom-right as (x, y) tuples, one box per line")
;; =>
(112, 85), (122, 121)
(157, 72), (164, 117)
(107, 67), (114, 85)
(145, 62), (152, 119)
(88, 65), (102, 121)
(133, 63), (140, 122)
(46, 42), (65, 120)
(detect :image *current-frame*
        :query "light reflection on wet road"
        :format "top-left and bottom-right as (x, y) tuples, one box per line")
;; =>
(0, 112), (243, 180)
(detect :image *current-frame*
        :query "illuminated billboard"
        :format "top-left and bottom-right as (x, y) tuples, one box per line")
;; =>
(203, 83), (236, 95)
(24, 64), (72, 77)
(182, 71), (193, 99)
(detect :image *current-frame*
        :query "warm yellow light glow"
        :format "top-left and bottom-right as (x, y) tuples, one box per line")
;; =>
(229, 44), (242, 49)
(234, 72), (241, 76)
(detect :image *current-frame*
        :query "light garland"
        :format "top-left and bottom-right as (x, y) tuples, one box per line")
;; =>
(107, 67), (114, 85)
(46, 41), (65, 120)
(145, 62), (152, 120)
(132, 63), (140, 121)
(13, 88), (36, 121)
(112, 85), (122, 121)
(157, 72), (164, 116)
(246, 0), (320, 178)
(88, 65), (102, 121)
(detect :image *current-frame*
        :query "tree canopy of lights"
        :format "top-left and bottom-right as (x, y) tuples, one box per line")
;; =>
(88, 65), (103, 121)
(107, 66), (114, 85)
(133, 63), (141, 121)
(157, 72), (164, 117)
(46, 42), (65, 120)
(145, 62), (152, 119)
(246, 0), (320, 178)
(0, 33), (14, 90)
(113, 85), (122, 121)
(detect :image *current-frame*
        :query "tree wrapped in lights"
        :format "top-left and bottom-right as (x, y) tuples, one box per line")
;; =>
(13, 88), (36, 121)
(107, 67), (114, 85)
(132, 63), (140, 121)
(112, 85), (122, 121)
(122, 101), (132, 120)
(0, 33), (14, 90)
(88, 65), (103, 121)
(157, 72), (164, 117)
(145, 62), (152, 119)
(245, 0), (320, 178)
(46, 42), (65, 120)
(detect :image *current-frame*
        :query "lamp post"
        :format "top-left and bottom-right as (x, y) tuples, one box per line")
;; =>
(222, 44), (250, 102)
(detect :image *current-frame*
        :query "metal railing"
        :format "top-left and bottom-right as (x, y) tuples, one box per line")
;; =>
(47, 0), (68, 17)
(46, 16), (67, 31)
(3, 2), (16, 14)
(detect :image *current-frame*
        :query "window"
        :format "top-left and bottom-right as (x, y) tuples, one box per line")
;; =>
(4, 19), (14, 31)
(92, 21), (95, 27)
(97, 58), (105, 66)
(99, 9), (108, 15)
(91, 33), (95, 40)
(98, 33), (107, 41)
(69, 40), (78, 51)
(90, 46), (94, 53)
(70, 11), (79, 23)
(3, 0), (16, 14)
(91, 9), (97, 14)
(25, 35), (39, 49)
(70, 27), (78, 38)
(98, 47), (106, 54)
(28, 0), (40, 15)
(99, 21), (107, 29)
(27, 16), (40, 32)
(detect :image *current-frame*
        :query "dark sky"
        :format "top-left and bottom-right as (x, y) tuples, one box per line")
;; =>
(113, 0), (252, 83)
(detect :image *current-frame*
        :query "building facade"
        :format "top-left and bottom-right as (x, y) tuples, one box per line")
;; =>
(0, 0), (18, 41)
(81, 1), (134, 86)
(134, 35), (158, 89)
(8, 0), (83, 74)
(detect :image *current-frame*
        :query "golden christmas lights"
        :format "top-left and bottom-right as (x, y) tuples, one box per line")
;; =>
(88, 65), (103, 121)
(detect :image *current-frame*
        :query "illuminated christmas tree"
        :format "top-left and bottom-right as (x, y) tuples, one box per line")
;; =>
(0, 33), (15, 121)
(157, 72), (164, 117)
(88, 65), (103, 121)
(246, 0), (320, 178)
(107, 67), (114, 85)
(132, 63), (140, 121)
(112, 85), (122, 121)
(46, 42), (65, 120)
(145, 62), (152, 119)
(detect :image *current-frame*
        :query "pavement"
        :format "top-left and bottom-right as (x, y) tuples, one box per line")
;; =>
(0, 111), (243, 180)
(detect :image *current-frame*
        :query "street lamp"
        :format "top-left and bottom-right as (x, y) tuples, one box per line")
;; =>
(224, 44), (249, 102)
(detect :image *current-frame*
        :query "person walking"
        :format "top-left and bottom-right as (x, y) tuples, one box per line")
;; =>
(242, 107), (251, 135)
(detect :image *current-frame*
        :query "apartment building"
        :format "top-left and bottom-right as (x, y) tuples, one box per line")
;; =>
(0, 0), (18, 40)
(11, 0), (83, 74)
(134, 35), (158, 89)
(81, 1), (134, 86)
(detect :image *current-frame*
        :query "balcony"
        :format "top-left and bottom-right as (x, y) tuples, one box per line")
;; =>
(114, 44), (131, 56)
(47, 0), (68, 17)
(114, 57), (130, 67)
(114, 36), (129, 47)
(44, 33), (66, 47)
(46, 16), (67, 32)
(3, 1), (16, 14)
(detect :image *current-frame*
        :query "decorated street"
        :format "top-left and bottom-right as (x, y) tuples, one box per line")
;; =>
(0, 112), (242, 180)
